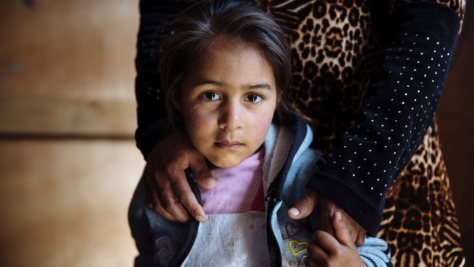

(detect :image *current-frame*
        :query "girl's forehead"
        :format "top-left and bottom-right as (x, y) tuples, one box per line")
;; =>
(201, 37), (262, 60)
(189, 38), (270, 72)
(181, 38), (277, 91)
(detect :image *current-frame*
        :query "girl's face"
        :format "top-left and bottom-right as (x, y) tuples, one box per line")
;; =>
(176, 38), (278, 168)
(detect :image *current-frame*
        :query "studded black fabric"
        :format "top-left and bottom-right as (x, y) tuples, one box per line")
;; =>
(308, 2), (460, 235)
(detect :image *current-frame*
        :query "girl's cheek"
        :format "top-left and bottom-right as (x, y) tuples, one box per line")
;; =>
(250, 112), (274, 139)
(189, 105), (212, 124)
(184, 104), (213, 137)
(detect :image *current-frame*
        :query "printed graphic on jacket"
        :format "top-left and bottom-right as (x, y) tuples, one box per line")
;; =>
(279, 217), (314, 267)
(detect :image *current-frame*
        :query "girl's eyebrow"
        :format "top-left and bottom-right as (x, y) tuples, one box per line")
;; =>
(195, 80), (223, 87)
(196, 80), (272, 90)
(245, 83), (272, 90)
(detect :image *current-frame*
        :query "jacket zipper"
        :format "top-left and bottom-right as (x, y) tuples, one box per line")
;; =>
(266, 188), (282, 266)
(168, 170), (201, 267)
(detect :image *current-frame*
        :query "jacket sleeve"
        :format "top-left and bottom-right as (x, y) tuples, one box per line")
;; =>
(128, 179), (156, 267)
(306, 2), (460, 236)
(135, 0), (188, 159)
(358, 236), (393, 267)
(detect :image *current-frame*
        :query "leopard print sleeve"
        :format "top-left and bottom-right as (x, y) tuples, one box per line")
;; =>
(307, 2), (461, 236)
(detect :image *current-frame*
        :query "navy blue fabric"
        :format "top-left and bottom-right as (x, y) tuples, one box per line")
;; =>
(134, 0), (189, 159)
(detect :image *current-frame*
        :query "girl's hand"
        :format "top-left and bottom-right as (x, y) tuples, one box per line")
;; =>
(144, 132), (215, 223)
(304, 211), (366, 267)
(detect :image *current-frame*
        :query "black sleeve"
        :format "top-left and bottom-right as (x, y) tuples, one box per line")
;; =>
(135, 0), (188, 159)
(307, 2), (460, 236)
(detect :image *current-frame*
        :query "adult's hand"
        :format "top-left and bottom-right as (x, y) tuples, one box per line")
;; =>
(145, 132), (216, 223)
(288, 190), (366, 246)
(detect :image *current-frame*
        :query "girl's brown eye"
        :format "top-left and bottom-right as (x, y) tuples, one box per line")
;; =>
(245, 94), (262, 103)
(202, 92), (221, 101)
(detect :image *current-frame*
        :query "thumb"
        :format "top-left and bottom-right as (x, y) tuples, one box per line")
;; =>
(188, 153), (215, 190)
(332, 211), (353, 248)
(288, 190), (320, 220)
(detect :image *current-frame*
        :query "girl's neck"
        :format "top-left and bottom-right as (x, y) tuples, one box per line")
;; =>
(206, 146), (265, 171)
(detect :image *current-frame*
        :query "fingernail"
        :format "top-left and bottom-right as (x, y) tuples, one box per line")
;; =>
(336, 211), (342, 221)
(289, 208), (300, 216)
(196, 215), (206, 222)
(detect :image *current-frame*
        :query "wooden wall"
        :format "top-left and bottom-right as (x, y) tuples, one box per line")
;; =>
(0, 1), (143, 266)
(0, 0), (137, 137)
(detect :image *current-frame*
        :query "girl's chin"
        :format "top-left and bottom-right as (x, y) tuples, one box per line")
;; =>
(205, 156), (244, 169)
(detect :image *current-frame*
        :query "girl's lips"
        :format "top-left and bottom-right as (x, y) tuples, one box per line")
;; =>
(215, 140), (243, 150)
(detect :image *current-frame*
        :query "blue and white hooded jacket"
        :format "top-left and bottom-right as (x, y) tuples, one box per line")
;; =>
(128, 114), (392, 267)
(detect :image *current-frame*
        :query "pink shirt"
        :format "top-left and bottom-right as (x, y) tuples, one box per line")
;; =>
(199, 149), (265, 214)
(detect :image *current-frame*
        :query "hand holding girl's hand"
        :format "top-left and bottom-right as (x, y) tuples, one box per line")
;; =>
(288, 190), (366, 246)
(145, 132), (215, 223)
(304, 211), (366, 267)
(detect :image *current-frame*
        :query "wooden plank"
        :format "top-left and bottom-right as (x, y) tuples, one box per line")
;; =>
(0, 139), (144, 266)
(0, 97), (136, 137)
(0, 0), (140, 138)
(0, 0), (138, 101)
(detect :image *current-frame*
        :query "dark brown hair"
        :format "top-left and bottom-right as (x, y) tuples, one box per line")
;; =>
(159, 0), (292, 128)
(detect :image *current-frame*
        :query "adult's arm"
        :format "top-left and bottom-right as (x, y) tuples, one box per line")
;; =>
(135, 0), (188, 158)
(308, 2), (461, 236)
(135, 0), (214, 223)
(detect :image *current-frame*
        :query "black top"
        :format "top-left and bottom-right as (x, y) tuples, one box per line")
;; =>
(134, 0), (460, 236)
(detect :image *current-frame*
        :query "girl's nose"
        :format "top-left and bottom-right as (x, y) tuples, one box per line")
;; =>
(218, 102), (243, 131)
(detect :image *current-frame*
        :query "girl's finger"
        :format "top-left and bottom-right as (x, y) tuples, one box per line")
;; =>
(307, 235), (331, 263)
(332, 211), (354, 248)
(312, 230), (341, 255)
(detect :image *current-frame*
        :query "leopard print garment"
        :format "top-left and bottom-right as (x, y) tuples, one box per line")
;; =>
(379, 121), (465, 266)
(255, 0), (466, 266)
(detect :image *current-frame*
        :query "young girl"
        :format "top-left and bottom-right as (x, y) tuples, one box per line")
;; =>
(129, 0), (392, 266)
